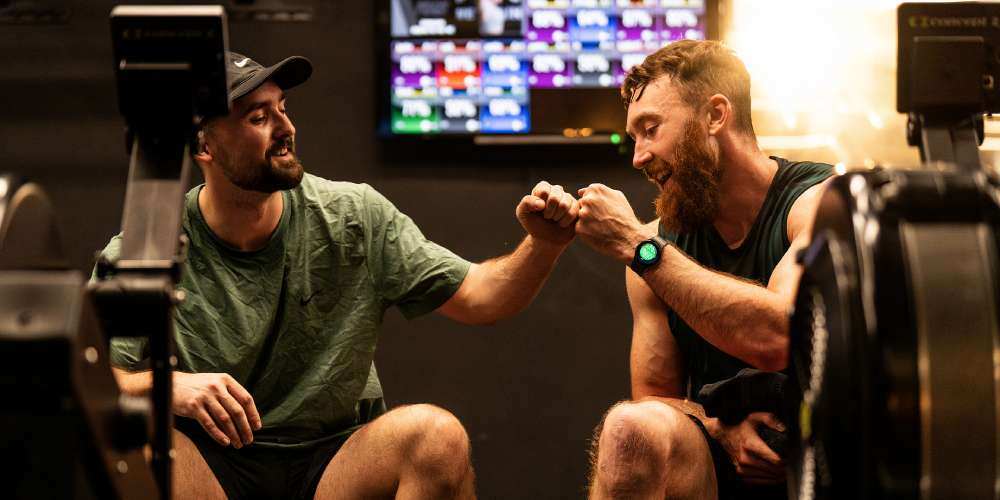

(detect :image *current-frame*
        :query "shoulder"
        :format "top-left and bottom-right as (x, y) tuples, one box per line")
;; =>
(90, 233), (124, 280)
(778, 159), (835, 181)
(787, 175), (835, 241)
(98, 233), (124, 261)
(297, 173), (372, 201)
(295, 174), (395, 215)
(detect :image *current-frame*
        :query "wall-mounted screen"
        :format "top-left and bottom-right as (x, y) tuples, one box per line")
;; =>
(379, 0), (716, 143)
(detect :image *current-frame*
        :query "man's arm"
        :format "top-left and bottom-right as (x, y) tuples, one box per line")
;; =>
(578, 180), (831, 371)
(624, 245), (712, 423)
(626, 252), (785, 483)
(627, 221), (687, 401)
(112, 366), (152, 397)
(436, 181), (578, 325)
(111, 366), (262, 449)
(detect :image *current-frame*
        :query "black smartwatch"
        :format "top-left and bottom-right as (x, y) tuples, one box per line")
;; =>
(630, 235), (669, 275)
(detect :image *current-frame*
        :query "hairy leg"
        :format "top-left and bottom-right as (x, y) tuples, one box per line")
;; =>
(588, 400), (717, 500)
(172, 429), (227, 500)
(313, 404), (476, 500)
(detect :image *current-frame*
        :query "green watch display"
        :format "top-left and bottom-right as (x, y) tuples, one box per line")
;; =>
(630, 236), (668, 275)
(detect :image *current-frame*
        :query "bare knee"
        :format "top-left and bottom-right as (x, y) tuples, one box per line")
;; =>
(592, 400), (691, 493)
(397, 404), (471, 487)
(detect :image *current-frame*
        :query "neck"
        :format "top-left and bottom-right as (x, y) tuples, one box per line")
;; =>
(198, 175), (284, 251)
(712, 134), (778, 249)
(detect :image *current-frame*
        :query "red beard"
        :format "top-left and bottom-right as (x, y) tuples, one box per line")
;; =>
(655, 118), (723, 234)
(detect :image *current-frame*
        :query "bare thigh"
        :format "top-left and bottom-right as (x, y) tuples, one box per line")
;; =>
(172, 429), (227, 500)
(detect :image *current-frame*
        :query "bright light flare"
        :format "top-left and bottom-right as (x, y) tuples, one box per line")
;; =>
(726, 0), (944, 166)
(728, 0), (900, 114)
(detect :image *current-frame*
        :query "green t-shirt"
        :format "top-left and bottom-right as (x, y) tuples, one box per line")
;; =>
(97, 174), (471, 449)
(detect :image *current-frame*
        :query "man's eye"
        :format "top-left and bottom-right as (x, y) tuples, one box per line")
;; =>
(645, 124), (658, 136)
(251, 115), (265, 124)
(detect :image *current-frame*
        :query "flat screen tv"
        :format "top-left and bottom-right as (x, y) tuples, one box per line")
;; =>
(376, 0), (718, 153)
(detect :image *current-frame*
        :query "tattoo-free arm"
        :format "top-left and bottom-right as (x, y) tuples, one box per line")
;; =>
(436, 235), (565, 325)
(626, 256), (721, 435)
(112, 366), (152, 397)
(437, 180), (579, 326)
(577, 183), (825, 371)
(637, 245), (790, 370)
(620, 181), (830, 371)
(627, 265), (786, 479)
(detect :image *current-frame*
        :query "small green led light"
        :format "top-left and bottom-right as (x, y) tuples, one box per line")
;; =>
(639, 242), (657, 262)
(610, 133), (622, 145)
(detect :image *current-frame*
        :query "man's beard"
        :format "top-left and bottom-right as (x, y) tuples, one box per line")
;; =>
(654, 119), (723, 234)
(219, 136), (305, 194)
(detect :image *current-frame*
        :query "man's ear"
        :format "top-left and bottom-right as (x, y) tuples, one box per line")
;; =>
(705, 93), (731, 136)
(193, 129), (212, 163)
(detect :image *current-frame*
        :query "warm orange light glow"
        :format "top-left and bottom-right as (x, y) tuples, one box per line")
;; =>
(726, 0), (930, 167)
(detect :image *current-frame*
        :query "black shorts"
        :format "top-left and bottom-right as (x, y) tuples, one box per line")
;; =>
(175, 418), (358, 500)
(687, 415), (787, 500)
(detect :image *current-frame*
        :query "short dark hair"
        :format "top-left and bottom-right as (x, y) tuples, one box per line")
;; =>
(622, 40), (755, 138)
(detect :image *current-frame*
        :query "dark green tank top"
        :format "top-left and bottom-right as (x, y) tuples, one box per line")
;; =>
(658, 156), (833, 402)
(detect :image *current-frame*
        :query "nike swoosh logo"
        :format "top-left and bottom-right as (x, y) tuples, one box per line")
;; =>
(300, 289), (321, 306)
(234, 58), (250, 68)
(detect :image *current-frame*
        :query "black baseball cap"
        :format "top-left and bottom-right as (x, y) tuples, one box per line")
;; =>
(226, 51), (313, 102)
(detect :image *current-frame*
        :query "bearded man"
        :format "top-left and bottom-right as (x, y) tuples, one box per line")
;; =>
(576, 40), (833, 500)
(98, 51), (581, 500)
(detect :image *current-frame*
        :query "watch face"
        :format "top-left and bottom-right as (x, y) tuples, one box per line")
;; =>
(638, 241), (659, 264)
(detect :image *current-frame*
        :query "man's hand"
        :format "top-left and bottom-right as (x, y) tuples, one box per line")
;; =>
(516, 180), (579, 247)
(173, 372), (262, 448)
(712, 412), (786, 484)
(576, 183), (647, 263)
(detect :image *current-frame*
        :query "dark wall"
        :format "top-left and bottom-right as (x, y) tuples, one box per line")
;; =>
(1, 3), (661, 497)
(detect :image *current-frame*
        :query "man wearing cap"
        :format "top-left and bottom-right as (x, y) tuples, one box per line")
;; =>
(100, 52), (579, 499)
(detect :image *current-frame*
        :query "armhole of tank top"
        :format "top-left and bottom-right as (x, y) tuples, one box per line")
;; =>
(781, 166), (832, 247)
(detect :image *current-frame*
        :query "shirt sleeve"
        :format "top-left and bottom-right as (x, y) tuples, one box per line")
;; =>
(362, 184), (472, 319)
(89, 233), (151, 370)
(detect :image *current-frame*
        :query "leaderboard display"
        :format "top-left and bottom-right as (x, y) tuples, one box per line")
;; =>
(389, 0), (709, 135)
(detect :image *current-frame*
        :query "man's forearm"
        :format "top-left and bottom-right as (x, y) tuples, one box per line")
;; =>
(464, 235), (565, 323)
(111, 367), (152, 397)
(643, 245), (788, 370)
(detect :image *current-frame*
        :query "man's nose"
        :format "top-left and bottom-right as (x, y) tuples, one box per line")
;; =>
(632, 147), (652, 170)
(274, 111), (296, 139)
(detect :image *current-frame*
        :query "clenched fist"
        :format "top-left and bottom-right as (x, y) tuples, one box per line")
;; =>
(575, 183), (646, 263)
(516, 180), (580, 247)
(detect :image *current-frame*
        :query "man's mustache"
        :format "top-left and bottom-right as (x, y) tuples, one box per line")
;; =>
(267, 136), (295, 157)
